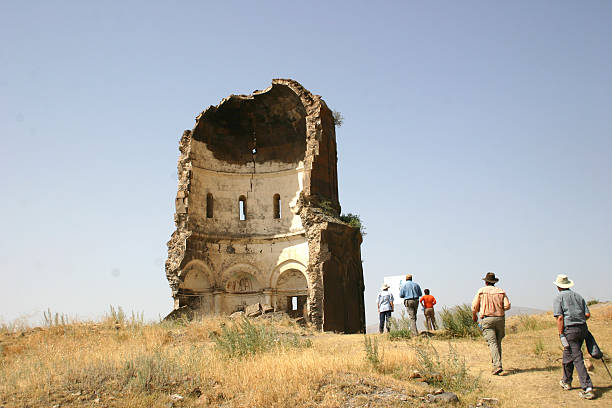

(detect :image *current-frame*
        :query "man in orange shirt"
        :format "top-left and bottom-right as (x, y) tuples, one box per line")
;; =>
(420, 289), (438, 331)
(472, 272), (511, 375)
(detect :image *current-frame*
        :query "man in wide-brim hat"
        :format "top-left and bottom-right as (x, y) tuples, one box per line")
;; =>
(471, 272), (511, 375)
(377, 283), (394, 333)
(553, 274), (595, 399)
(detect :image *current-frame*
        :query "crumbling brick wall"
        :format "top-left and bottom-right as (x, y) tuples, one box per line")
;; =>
(165, 79), (365, 333)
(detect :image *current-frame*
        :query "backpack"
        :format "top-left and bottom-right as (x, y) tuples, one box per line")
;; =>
(586, 329), (603, 359)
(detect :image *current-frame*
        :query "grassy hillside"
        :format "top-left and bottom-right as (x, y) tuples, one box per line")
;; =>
(1, 304), (611, 407)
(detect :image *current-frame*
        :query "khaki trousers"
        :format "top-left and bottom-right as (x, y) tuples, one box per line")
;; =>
(404, 299), (419, 336)
(424, 308), (437, 331)
(481, 316), (505, 369)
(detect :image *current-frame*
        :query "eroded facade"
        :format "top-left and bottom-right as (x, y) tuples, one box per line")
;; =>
(165, 79), (365, 333)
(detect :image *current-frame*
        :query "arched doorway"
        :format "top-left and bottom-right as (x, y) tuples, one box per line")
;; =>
(178, 261), (213, 312)
(275, 269), (308, 318)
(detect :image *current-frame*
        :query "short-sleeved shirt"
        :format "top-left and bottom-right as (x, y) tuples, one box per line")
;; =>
(420, 295), (436, 309)
(553, 290), (589, 327)
(399, 281), (422, 300)
(377, 291), (394, 312)
(471, 286), (511, 317)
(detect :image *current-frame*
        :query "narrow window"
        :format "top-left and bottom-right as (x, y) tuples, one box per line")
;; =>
(239, 195), (247, 221)
(206, 193), (214, 218)
(273, 193), (281, 219)
(291, 296), (298, 311)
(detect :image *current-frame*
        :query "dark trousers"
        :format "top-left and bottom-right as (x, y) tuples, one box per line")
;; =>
(379, 310), (392, 333)
(563, 324), (593, 390)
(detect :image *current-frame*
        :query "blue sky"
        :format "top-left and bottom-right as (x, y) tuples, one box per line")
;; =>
(1, 1), (611, 326)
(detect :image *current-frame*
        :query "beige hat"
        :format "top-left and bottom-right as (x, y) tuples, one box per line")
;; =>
(554, 274), (574, 289)
(381, 283), (390, 290)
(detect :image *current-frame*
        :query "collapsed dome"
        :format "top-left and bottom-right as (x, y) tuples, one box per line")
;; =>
(192, 83), (307, 168)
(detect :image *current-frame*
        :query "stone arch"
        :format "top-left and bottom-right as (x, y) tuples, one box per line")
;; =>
(220, 263), (263, 293)
(220, 263), (264, 313)
(176, 260), (214, 312)
(269, 259), (307, 288)
(178, 260), (214, 291)
(270, 260), (308, 318)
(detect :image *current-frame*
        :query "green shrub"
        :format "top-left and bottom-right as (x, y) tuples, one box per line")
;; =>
(60, 349), (203, 394)
(339, 213), (366, 236)
(363, 335), (382, 370)
(332, 110), (344, 127)
(533, 338), (544, 356)
(213, 318), (310, 359)
(587, 299), (600, 307)
(439, 304), (480, 338)
(413, 340), (479, 392)
(387, 313), (412, 341)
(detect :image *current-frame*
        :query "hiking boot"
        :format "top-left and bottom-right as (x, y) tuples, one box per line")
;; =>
(579, 388), (595, 400)
(559, 380), (571, 391)
(491, 367), (503, 375)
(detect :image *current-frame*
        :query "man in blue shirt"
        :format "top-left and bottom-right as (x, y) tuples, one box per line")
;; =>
(553, 274), (594, 400)
(399, 274), (422, 336)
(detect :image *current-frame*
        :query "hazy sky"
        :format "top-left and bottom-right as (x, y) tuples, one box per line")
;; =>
(1, 1), (611, 326)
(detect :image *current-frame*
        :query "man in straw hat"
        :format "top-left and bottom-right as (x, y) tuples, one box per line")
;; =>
(400, 274), (422, 336)
(377, 283), (394, 333)
(553, 274), (595, 400)
(471, 272), (511, 375)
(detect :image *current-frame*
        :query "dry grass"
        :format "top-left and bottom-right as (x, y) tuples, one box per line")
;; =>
(1, 304), (611, 407)
(0, 316), (431, 408)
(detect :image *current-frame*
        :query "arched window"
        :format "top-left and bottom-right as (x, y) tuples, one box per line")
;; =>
(239, 195), (247, 221)
(273, 194), (281, 219)
(206, 193), (214, 218)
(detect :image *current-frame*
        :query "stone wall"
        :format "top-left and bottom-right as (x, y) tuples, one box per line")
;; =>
(165, 79), (365, 333)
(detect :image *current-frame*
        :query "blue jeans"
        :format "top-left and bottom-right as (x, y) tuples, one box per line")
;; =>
(379, 310), (392, 333)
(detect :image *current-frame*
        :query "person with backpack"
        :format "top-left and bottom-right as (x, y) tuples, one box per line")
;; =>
(553, 274), (595, 400)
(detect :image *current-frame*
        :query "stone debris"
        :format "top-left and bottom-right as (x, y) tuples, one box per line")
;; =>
(426, 392), (459, 403)
(245, 303), (262, 317)
(433, 388), (445, 395)
(170, 394), (184, 401)
(408, 370), (422, 379)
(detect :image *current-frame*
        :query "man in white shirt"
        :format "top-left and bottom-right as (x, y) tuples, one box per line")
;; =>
(377, 283), (394, 333)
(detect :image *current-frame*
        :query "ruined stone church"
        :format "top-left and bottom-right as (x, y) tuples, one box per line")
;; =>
(165, 79), (365, 333)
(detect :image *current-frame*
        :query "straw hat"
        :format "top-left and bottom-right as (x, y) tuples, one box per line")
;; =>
(381, 283), (390, 290)
(482, 272), (499, 283)
(553, 274), (574, 289)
